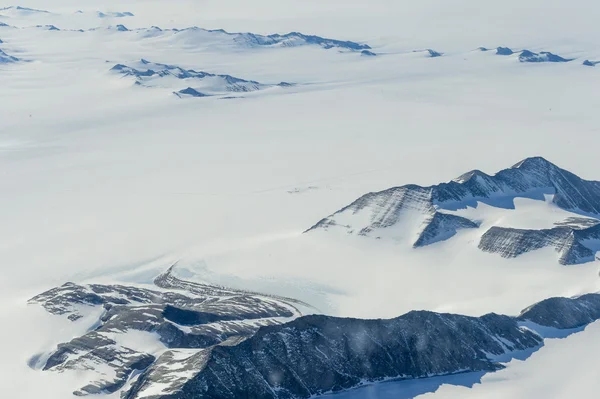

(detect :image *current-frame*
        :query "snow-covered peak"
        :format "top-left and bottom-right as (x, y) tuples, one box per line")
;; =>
(511, 156), (555, 170)
(452, 169), (490, 183)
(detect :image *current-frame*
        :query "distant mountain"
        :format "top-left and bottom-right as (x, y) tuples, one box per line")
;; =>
(306, 157), (600, 261)
(518, 50), (572, 63)
(35, 24), (60, 31)
(111, 59), (293, 97)
(232, 30), (372, 51)
(583, 60), (600, 67)
(97, 11), (134, 18)
(104, 25), (373, 53)
(0, 48), (19, 63)
(487, 47), (572, 62)
(495, 46), (514, 55)
(0, 6), (49, 14)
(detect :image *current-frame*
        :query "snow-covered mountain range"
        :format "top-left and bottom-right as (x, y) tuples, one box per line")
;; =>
(3, 1), (600, 399)
(307, 157), (600, 264)
(111, 59), (293, 98)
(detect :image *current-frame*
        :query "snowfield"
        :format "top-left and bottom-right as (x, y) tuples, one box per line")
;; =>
(1, 0), (600, 398)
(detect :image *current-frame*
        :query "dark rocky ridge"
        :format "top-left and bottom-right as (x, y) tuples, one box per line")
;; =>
(306, 157), (600, 253)
(31, 272), (600, 399)
(479, 218), (600, 265)
(519, 294), (600, 329)
(124, 293), (600, 399)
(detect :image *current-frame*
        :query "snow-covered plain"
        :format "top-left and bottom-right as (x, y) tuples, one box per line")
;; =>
(1, 0), (600, 398)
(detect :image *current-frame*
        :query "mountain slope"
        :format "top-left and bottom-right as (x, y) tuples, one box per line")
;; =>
(123, 293), (600, 399)
(306, 157), (600, 252)
(111, 59), (292, 97)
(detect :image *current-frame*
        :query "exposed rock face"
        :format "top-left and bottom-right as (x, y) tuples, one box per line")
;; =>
(32, 272), (600, 399)
(29, 267), (306, 396)
(306, 157), (600, 251)
(43, 331), (156, 396)
(583, 60), (600, 67)
(496, 46), (514, 55)
(479, 219), (600, 265)
(426, 49), (443, 57)
(519, 294), (600, 329)
(125, 311), (542, 399)
(111, 59), (292, 97)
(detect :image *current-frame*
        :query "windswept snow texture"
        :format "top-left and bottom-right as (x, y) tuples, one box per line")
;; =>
(111, 59), (292, 97)
(30, 266), (306, 396)
(307, 157), (600, 249)
(479, 218), (600, 265)
(124, 293), (600, 399)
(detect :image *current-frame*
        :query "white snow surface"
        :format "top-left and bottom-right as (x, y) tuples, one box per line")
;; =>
(1, 0), (600, 398)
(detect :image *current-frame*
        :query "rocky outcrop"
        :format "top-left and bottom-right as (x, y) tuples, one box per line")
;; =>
(32, 274), (600, 399)
(29, 267), (306, 396)
(496, 47), (514, 55)
(479, 219), (600, 265)
(124, 311), (542, 399)
(519, 293), (600, 329)
(306, 157), (600, 250)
